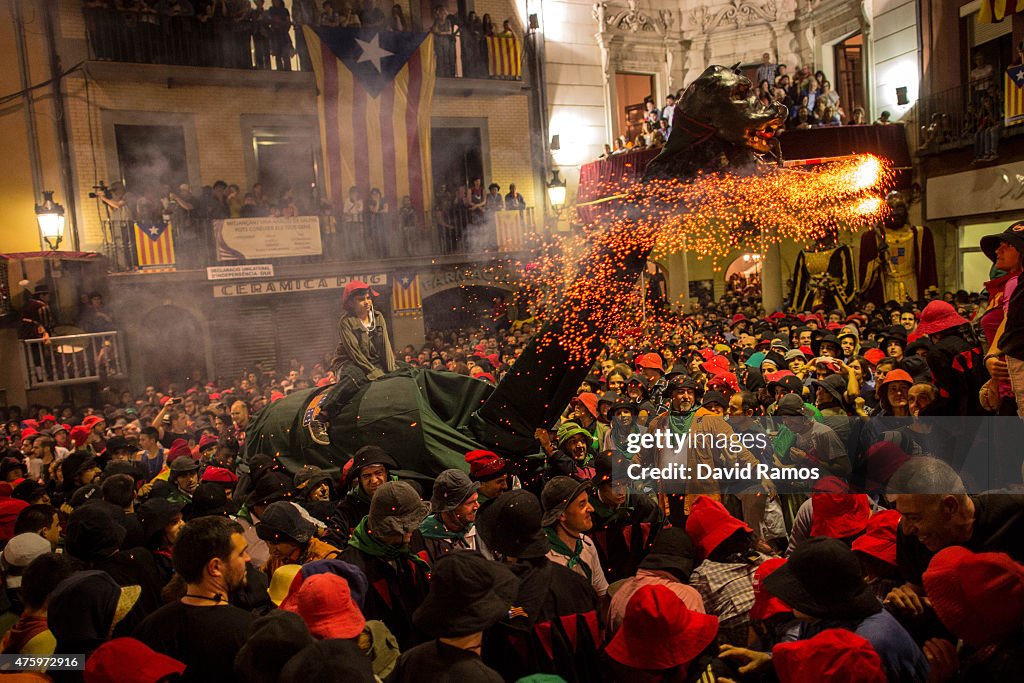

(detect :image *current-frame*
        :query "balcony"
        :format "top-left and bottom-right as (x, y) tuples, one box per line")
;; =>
(101, 207), (537, 274)
(915, 82), (1024, 158)
(81, 7), (524, 88)
(22, 331), (127, 388)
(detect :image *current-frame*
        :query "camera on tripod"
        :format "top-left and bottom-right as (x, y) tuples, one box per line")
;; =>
(89, 182), (113, 200)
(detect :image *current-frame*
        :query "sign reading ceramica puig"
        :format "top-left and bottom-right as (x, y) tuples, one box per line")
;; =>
(420, 263), (521, 296)
(213, 273), (387, 298)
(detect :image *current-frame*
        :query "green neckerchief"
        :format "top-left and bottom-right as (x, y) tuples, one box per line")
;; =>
(419, 513), (471, 541)
(348, 517), (429, 567)
(543, 526), (593, 580)
(666, 411), (695, 437)
(590, 491), (633, 528)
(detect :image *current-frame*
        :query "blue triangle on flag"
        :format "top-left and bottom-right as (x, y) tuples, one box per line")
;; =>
(314, 27), (428, 97)
(1010, 65), (1024, 87)
(138, 222), (168, 241)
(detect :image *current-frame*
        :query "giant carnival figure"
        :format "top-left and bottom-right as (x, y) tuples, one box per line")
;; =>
(858, 190), (937, 305)
(244, 66), (789, 479)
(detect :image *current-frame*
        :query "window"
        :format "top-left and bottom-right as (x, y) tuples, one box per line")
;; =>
(834, 33), (864, 114)
(431, 127), (484, 191)
(615, 73), (655, 142)
(114, 124), (188, 196)
(251, 127), (318, 210)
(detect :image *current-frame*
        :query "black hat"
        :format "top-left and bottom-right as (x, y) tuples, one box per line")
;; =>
(774, 393), (808, 416)
(169, 457), (199, 475)
(430, 469), (479, 513)
(61, 452), (97, 485)
(247, 454), (278, 484)
(668, 375), (698, 393)
(104, 436), (134, 455)
(899, 355), (933, 384)
(103, 460), (145, 483)
(980, 221), (1024, 261)
(810, 334), (841, 358)
(137, 497), (185, 544)
(65, 503), (127, 561)
(183, 482), (236, 521)
(476, 490), (549, 559)
(293, 466), (332, 494)
(593, 451), (630, 486)
(11, 479), (47, 503)
(597, 391), (621, 407)
(246, 471), (294, 506)
(811, 374), (848, 407)
(256, 501), (318, 545)
(767, 374), (803, 395)
(701, 390), (728, 409)
(412, 551), (518, 637)
(881, 326), (907, 347)
(763, 537), (882, 621)
(68, 484), (100, 508)
(638, 527), (696, 582)
(234, 611), (314, 683)
(540, 476), (593, 527)
(279, 639), (375, 683)
(345, 446), (399, 485)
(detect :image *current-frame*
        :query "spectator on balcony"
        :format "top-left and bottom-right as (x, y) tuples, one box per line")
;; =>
(611, 137), (626, 155)
(504, 183), (525, 211)
(818, 80), (840, 109)
(431, 5), (456, 77)
(390, 4), (407, 31)
(849, 107), (866, 125)
(251, 182), (270, 214)
(644, 99), (660, 127)
(662, 93), (676, 128)
(366, 188), (390, 257)
(875, 110), (892, 125)
(318, 1), (341, 26)
(398, 196), (420, 256)
(250, 0), (271, 68)
(975, 94), (1001, 162)
(641, 120), (656, 146)
(202, 180), (230, 221)
(343, 186), (364, 254)
(481, 13), (495, 36)
(78, 293), (116, 334)
(468, 178), (486, 224)
(268, 0), (293, 71)
(820, 105), (841, 127)
(755, 53), (776, 88)
(794, 106), (812, 130)
(292, 0), (318, 70)
(497, 18), (515, 38)
(485, 183), (503, 212)
(359, 0), (386, 29)
(450, 185), (470, 253)
(19, 286), (53, 344)
(970, 51), (995, 106)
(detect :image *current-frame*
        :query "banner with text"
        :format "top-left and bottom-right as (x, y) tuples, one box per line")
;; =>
(213, 273), (387, 298)
(215, 216), (323, 261)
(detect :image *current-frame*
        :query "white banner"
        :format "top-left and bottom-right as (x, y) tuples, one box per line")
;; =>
(215, 216), (323, 260)
(212, 273), (388, 298)
(206, 264), (275, 280)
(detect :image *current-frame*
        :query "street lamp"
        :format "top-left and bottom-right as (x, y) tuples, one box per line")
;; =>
(546, 169), (566, 211)
(35, 191), (66, 251)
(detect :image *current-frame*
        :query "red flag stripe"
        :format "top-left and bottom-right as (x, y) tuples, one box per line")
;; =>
(321, 41), (344, 211)
(406, 49), (424, 213)
(380, 74), (397, 209)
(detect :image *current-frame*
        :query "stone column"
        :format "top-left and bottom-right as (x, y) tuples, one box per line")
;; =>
(762, 242), (783, 312)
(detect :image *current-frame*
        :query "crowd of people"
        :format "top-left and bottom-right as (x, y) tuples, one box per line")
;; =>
(4, 219), (1024, 682)
(81, 0), (521, 80)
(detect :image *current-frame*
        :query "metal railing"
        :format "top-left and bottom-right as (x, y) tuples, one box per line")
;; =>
(915, 81), (1004, 155)
(104, 207), (536, 272)
(22, 332), (127, 388)
(82, 8), (522, 81)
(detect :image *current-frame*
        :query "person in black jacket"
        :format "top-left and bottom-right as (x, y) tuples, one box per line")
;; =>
(915, 300), (986, 415)
(331, 445), (399, 543)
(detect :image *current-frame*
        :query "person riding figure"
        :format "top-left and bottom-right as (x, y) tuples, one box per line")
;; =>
(309, 280), (397, 444)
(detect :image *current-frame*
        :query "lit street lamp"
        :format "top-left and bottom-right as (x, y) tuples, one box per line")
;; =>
(546, 169), (566, 211)
(35, 191), (66, 251)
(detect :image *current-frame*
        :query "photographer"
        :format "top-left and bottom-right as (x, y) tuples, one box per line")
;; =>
(94, 181), (136, 270)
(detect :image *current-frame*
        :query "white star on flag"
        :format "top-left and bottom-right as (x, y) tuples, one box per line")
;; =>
(1016, 69), (1024, 83)
(355, 34), (393, 73)
(149, 227), (160, 237)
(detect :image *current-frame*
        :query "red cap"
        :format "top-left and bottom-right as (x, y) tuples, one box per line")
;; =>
(701, 355), (731, 375)
(341, 280), (379, 306)
(159, 396), (172, 406)
(605, 584), (719, 670)
(198, 434), (219, 451)
(915, 300), (968, 336)
(879, 369), (914, 387)
(464, 450), (507, 481)
(863, 348), (886, 366)
(39, 414), (57, 424)
(208, 392), (222, 400)
(923, 546), (1024, 647)
(69, 426), (90, 448)
(731, 313), (748, 325)
(635, 352), (665, 372)
(270, 390), (286, 402)
(851, 509), (900, 566)
(0, 497), (30, 542)
(82, 415), (105, 430)
(85, 637), (186, 683)
(20, 419), (38, 429)
(773, 628), (886, 683)
(284, 573), (366, 640)
(166, 439), (193, 464)
(698, 348), (716, 361)
(316, 377), (333, 387)
(19, 428), (38, 441)
(685, 496), (752, 560)
(863, 442), (911, 490)
(202, 467), (238, 485)
(810, 477), (871, 539)
(477, 372), (496, 383)
(571, 392), (600, 418)
(750, 557), (792, 621)
(707, 372), (739, 394)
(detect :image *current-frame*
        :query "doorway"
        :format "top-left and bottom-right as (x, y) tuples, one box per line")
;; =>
(431, 127), (484, 193)
(614, 73), (655, 142)
(114, 124), (189, 196)
(834, 34), (865, 117)
(252, 127), (317, 209)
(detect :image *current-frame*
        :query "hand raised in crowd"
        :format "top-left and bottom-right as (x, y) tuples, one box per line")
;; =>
(718, 644), (772, 674)
(884, 582), (928, 617)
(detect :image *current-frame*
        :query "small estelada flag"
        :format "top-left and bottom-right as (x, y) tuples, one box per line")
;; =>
(134, 221), (176, 267)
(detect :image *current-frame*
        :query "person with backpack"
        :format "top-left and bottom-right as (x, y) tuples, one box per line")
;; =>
(914, 300), (988, 415)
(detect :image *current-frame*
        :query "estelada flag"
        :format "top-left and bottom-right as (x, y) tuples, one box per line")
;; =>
(392, 271), (421, 315)
(304, 26), (436, 216)
(979, 0), (1022, 22)
(134, 221), (175, 267)
(1005, 66), (1024, 127)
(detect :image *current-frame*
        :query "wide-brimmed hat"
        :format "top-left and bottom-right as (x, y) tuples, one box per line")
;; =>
(184, 482), (237, 520)
(279, 559), (370, 613)
(810, 334), (841, 358)
(413, 551), (518, 637)
(476, 490), (549, 559)
(637, 527), (695, 582)
(48, 570), (141, 643)
(851, 509), (900, 566)
(367, 481), (429, 536)
(346, 446), (399, 485)
(811, 374), (848, 407)
(257, 501), (319, 545)
(65, 504), (128, 562)
(763, 537), (881, 621)
(685, 496), (751, 560)
(774, 393), (808, 417)
(234, 611), (314, 683)
(137, 497), (185, 544)
(168, 456), (199, 475)
(915, 300), (969, 337)
(810, 479), (871, 539)
(268, 564), (303, 606)
(430, 469), (479, 513)
(979, 220), (1024, 261)
(605, 584), (719, 670)
(293, 466), (331, 494)
(246, 471), (294, 506)
(634, 352), (665, 372)
(85, 637), (186, 683)
(701, 390), (728, 409)
(570, 392), (600, 418)
(540, 476), (592, 527)
(772, 628), (886, 683)
(288, 573), (366, 639)
(923, 546), (1024, 647)
(279, 639), (375, 683)
(749, 557), (791, 621)
(555, 422), (591, 449)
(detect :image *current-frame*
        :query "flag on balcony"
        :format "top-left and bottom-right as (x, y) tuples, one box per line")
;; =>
(980, 0), (1022, 22)
(134, 221), (176, 267)
(304, 26), (436, 218)
(1005, 66), (1024, 126)
(392, 271), (422, 315)
(486, 36), (521, 79)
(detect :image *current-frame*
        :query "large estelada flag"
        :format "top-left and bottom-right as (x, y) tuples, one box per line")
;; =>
(980, 0), (1022, 22)
(134, 221), (175, 267)
(1005, 66), (1024, 126)
(392, 271), (422, 315)
(304, 27), (436, 216)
